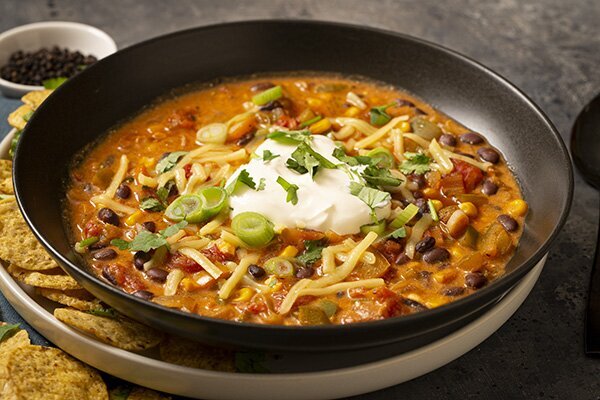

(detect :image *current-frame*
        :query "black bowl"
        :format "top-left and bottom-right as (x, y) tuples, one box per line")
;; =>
(13, 20), (572, 352)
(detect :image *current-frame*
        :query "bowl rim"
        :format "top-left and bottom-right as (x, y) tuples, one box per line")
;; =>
(13, 19), (574, 335)
(0, 21), (117, 92)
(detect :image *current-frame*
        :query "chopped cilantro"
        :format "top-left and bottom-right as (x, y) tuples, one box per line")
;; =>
(361, 165), (402, 187)
(287, 142), (336, 178)
(296, 239), (326, 265)
(389, 227), (407, 239)
(267, 130), (311, 145)
(22, 110), (34, 122)
(257, 178), (266, 191)
(139, 197), (165, 212)
(369, 102), (395, 126)
(332, 147), (371, 166)
(399, 152), (432, 175)
(9, 130), (22, 159)
(156, 181), (174, 204)
(0, 323), (20, 343)
(227, 169), (257, 194)
(262, 150), (279, 162)
(276, 176), (299, 205)
(155, 151), (187, 174)
(110, 221), (188, 252)
(349, 182), (391, 221)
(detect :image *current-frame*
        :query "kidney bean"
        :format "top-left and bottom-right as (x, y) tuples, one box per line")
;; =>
(248, 264), (266, 279)
(442, 287), (466, 297)
(460, 132), (484, 145)
(92, 248), (117, 260)
(415, 236), (436, 253)
(482, 179), (499, 195)
(133, 290), (154, 300)
(465, 272), (488, 289)
(439, 133), (457, 147)
(295, 265), (314, 279)
(115, 183), (131, 199)
(422, 247), (450, 264)
(133, 251), (151, 270)
(98, 208), (119, 226)
(477, 147), (500, 164)
(497, 214), (518, 232)
(141, 221), (156, 233)
(102, 266), (118, 285)
(146, 268), (168, 283)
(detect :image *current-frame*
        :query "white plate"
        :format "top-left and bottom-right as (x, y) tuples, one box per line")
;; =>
(0, 128), (545, 399)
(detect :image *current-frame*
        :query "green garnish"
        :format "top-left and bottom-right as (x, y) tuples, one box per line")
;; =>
(156, 183), (172, 204)
(390, 203), (420, 228)
(165, 187), (227, 223)
(231, 212), (274, 248)
(227, 169), (258, 194)
(267, 130), (311, 145)
(399, 152), (432, 175)
(389, 226), (407, 239)
(428, 199), (439, 222)
(9, 130), (22, 159)
(360, 220), (387, 236)
(286, 142), (336, 178)
(252, 85), (282, 106)
(361, 165), (402, 187)
(296, 239), (326, 265)
(42, 77), (67, 89)
(111, 221), (188, 252)
(264, 257), (295, 277)
(257, 178), (266, 191)
(74, 236), (99, 253)
(139, 197), (165, 212)
(299, 115), (323, 128)
(276, 176), (299, 205)
(0, 323), (20, 343)
(366, 147), (395, 168)
(262, 150), (279, 162)
(22, 110), (34, 122)
(349, 182), (391, 221)
(369, 102), (395, 126)
(332, 147), (371, 167)
(155, 151), (187, 174)
(86, 307), (118, 319)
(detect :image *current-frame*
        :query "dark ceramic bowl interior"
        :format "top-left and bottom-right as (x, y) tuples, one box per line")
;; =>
(13, 20), (572, 352)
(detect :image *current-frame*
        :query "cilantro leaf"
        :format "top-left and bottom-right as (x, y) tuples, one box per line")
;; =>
(262, 150), (279, 162)
(139, 197), (165, 212)
(361, 165), (402, 187)
(369, 102), (395, 126)
(276, 176), (299, 205)
(110, 221), (188, 252)
(156, 186), (170, 204)
(296, 239), (326, 265)
(155, 151), (187, 174)
(399, 152), (432, 175)
(160, 220), (188, 238)
(43, 77), (67, 89)
(257, 178), (266, 191)
(267, 130), (311, 145)
(389, 227), (407, 239)
(227, 169), (257, 194)
(349, 182), (391, 221)
(332, 147), (372, 167)
(287, 143), (336, 178)
(110, 239), (131, 250)
(0, 323), (20, 343)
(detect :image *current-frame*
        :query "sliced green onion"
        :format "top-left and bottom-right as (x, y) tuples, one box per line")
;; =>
(366, 147), (395, 168)
(194, 187), (228, 221)
(196, 123), (227, 144)
(360, 220), (386, 236)
(263, 257), (295, 277)
(75, 236), (99, 253)
(231, 212), (274, 247)
(390, 203), (420, 228)
(165, 194), (202, 222)
(252, 85), (282, 106)
(428, 199), (439, 222)
(299, 115), (323, 128)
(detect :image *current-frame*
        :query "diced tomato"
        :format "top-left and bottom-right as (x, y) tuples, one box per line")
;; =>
(274, 114), (298, 130)
(377, 239), (403, 264)
(183, 163), (193, 179)
(247, 302), (267, 314)
(439, 172), (465, 197)
(452, 159), (483, 192)
(296, 295), (317, 307)
(103, 263), (146, 292)
(167, 107), (196, 130)
(201, 245), (233, 263)
(372, 288), (406, 318)
(83, 220), (102, 237)
(167, 252), (203, 273)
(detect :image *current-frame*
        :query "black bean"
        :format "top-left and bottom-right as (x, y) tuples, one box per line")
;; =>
(477, 147), (500, 164)
(415, 236), (436, 253)
(497, 214), (518, 232)
(402, 298), (428, 311)
(146, 268), (168, 283)
(482, 179), (499, 195)
(248, 264), (266, 279)
(395, 99), (415, 108)
(442, 287), (466, 297)
(460, 132), (484, 145)
(236, 131), (255, 146)
(141, 221), (156, 232)
(395, 253), (411, 265)
(465, 272), (488, 289)
(102, 266), (118, 285)
(115, 183), (131, 199)
(133, 290), (154, 300)
(438, 133), (457, 147)
(250, 82), (275, 92)
(259, 100), (282, 111)
(295, 265), (314, 279)
(422, 247), (450, 264)
(413, 197), (429, 214)
(417, 270), (432, 282)
(133, 251), (152, 270)
(98, 208), (119, 226)
(92, 248), (117, 260)
(88, 242), (106, 251)
(408, 173), (427, 189)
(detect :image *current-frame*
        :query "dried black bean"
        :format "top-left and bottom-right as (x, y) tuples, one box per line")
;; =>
(497, 214), (518, 232)
(133, 251), (152, 270)
(460, 132), (484, 145)
(248, 264), (266, 279)
(477, 147), (500, 164)
(115, 183), (131, 199)
(92, 248), (117, 260)
(465, 272), (488, 289)
(402, 298), (428, 311)
(415, 236), (436, 253)
(482, 179), (499, 195)
(442, 287), (466, 297)
(141, 221), (156, 232)
(422, 247), (450, 264)
(295, 265), (314, 279)
(438, 133), (457, 147)
(251, 82), (275, 92)
(133, 290), (154, 300)
(146, 268), (168, 283)
(259, 100), (282, 111)
(414, 198), (429, 214)
(102, 266), (118, 285)
(236, 131), (255, 146)
(98, 208), (119, 226)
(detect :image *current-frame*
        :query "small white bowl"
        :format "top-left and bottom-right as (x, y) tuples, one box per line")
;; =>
(0, 21), (117, 98)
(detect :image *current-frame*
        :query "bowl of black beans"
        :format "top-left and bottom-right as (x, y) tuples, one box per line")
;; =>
(0, 21), (116, 97)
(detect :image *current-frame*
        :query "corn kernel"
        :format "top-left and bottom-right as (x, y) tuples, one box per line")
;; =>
(216, 238), (236, 255)
(307, 98), (323, 108)
(125, 210), (143, 226)
(433, 269), (457, 284)
(232, 287), (254, 302)
(399, 121), (411, 133)
(279, 245), (299, 258)
(317, 92), (333, 101)
(344, 106), (361, 117)
(309, 118), (332, 134)
(181, 277), (201, 292)
(506, 199), (528, 217)
(139, 157), (155, 169)
(426, 295), (450, 308)
(458, 202), (478, 218)
(423, 187), (438, 198)
(430, 199), (443, 212)
(450, 245), (466, 260)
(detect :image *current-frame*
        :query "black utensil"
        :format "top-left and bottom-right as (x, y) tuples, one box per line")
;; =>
(571, 92), (600, 355)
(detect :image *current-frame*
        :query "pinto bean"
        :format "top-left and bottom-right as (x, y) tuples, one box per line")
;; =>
(460, 132), (484, 145)
(477, 148), (500, 164)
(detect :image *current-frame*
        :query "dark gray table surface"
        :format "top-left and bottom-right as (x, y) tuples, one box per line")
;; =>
(1, 1), (599, 399)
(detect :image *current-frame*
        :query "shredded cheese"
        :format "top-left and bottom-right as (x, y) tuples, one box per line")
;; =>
(164, 269), (185, 296)
(199, 214), (226, 236)
(170, 238), (210, 252)
(402, 133), (431, 149)
(104, 155), (129, 198)
(174, 168), (188, 194)
(334, 118), (378, 136)
(137, 172), (158, 188)
(428, 138), (453, 174)
(220, 230), (249, 249)
(299, 279), (384, 297)
(442, 149), (492, 171)
(178, 248), (223, 279)
(218, 255), (259, 299)
(90, 195), (136, 215)
(355, 116), (409, 149)
(391, 128), (405, 161)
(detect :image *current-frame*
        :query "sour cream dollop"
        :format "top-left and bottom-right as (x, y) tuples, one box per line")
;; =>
(227, 135), (391, 235)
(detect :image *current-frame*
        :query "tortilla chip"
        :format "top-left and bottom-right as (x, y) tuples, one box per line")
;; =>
(159, 335), (235, 372)
(0, 178), (13, 195)
(0, 199), (59, 271)
(0, 160), (11, 180)
(128, 387), (172, 400)
(38, 288), (102, 311)
(2, 345), (107, 399)
(7, 105), (32, 131)
(7, 265), (81, 290)
(54, 308), (162, 351)
(0, 325), (30, 393)
(21, 90), (52, 109)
